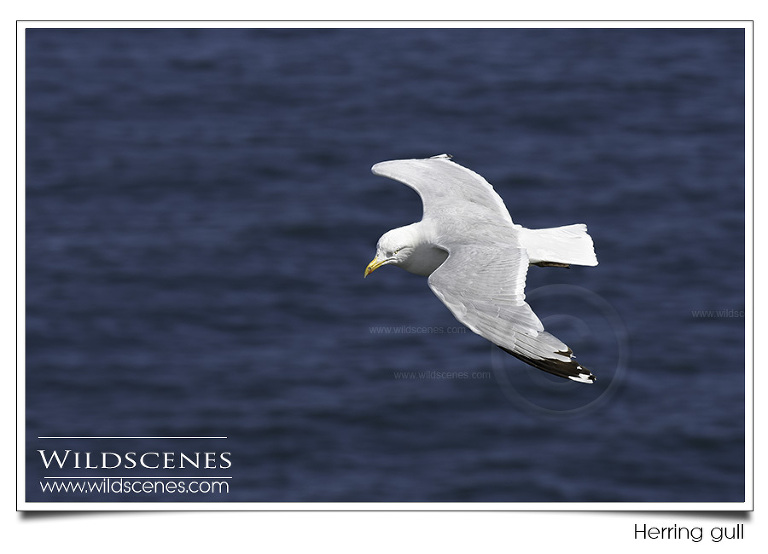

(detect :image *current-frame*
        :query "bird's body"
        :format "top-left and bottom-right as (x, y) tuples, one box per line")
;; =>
(365, 154), (599, 384)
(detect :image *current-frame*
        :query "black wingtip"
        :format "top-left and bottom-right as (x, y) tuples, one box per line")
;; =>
(532, 261), (571, 268)
(498, 345), (596, 384)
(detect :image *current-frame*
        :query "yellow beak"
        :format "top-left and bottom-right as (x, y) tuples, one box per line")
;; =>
(364, 256), (389, 278)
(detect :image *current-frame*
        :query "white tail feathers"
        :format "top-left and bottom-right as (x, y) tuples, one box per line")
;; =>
(518, 224), (598, 267)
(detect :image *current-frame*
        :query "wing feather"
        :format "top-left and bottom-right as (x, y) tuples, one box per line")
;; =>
(372, 155), (513, 224)
(427, 244), (596, 383)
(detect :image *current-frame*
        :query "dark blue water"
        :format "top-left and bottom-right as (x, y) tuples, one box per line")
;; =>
(25, 28), (745, 503)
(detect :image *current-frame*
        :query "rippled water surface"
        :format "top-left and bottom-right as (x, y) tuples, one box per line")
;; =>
(25, 28), (745, 502)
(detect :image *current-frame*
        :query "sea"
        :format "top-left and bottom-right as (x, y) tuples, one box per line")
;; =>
(25, 27), (746, 503)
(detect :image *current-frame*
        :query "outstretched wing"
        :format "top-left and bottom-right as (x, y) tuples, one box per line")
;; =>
(427, 243), (596, 383)
(371, 155), (514, 224)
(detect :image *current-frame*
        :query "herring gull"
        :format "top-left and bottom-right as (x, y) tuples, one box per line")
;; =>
(364, 154), (599, 384)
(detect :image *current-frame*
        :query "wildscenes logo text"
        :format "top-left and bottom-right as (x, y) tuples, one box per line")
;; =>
(38, 450), (231, 470)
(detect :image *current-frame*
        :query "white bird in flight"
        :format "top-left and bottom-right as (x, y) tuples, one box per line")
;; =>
(365, 154), (599, 384)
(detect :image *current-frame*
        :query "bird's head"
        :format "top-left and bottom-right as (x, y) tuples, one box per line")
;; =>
(364, 226), (416, 277)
